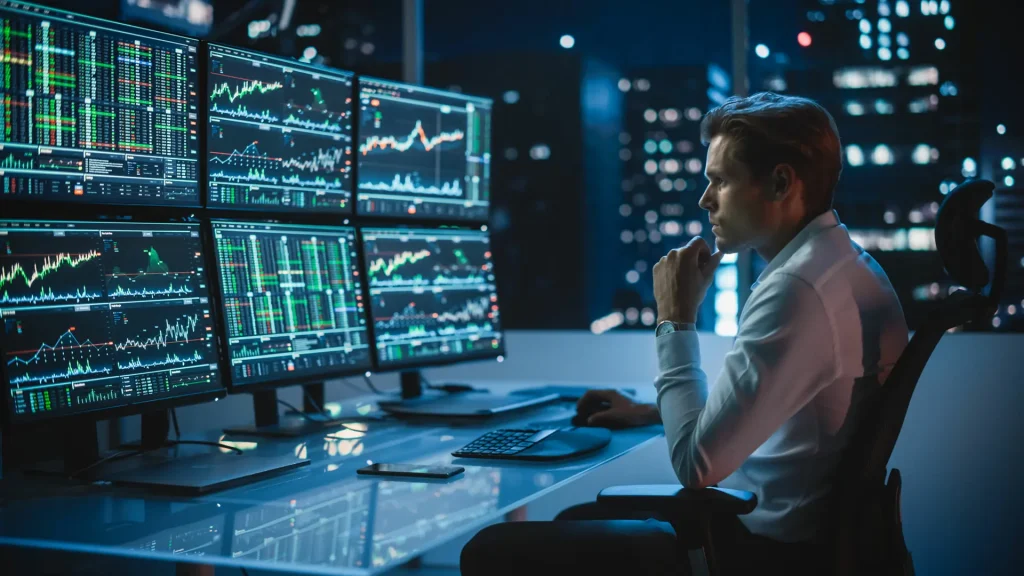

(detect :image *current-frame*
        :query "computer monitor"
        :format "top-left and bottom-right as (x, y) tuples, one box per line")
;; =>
(205, 44), (355, 214)
(210, 220), (372, 436)
(360, 227), (504, 375)
(0, 219), (222, 423)
(0, 218), (308, 489)
(356, 77), (491, 221)
(0, 0), (201, 207)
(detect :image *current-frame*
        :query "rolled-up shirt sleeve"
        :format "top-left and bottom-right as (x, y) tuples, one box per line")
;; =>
(654, 273), (838, 488)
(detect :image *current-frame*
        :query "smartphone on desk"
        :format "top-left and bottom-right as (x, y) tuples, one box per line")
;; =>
(357, 463), (465, 479)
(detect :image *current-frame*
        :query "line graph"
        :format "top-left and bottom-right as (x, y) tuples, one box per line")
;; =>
(117, 349), (204, 371)
(105, 239), (200, 300)
(208, 132), (351, 192)
(359, 120), (464, 155)
(210, 79), (285, 104)
(0, 250), (102, 293)
(1, 285), (103, 306)
(113, 313), (202, 352)
(5, 322), (114, 387)
(360, 174), (463, 197)
(368, 249), (433, 277)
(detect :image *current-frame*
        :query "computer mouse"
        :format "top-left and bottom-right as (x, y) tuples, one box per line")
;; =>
(571, 400), (612, 427)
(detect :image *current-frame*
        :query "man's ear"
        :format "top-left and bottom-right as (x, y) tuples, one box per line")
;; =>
(772, 164), (796, 199)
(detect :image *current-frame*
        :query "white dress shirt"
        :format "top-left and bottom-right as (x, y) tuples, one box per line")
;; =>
(654, 209), (909, 542)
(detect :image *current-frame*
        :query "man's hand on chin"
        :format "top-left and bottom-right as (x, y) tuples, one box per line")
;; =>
(653, 237), (725, 324)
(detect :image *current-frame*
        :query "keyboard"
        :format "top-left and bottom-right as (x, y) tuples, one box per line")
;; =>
(451, 427), (611, 461)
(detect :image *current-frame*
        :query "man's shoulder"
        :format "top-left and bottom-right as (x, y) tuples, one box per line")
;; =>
(772, 226), (863, 292)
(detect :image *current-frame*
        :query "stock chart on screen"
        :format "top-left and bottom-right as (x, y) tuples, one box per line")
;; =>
(206, 44), (354, 214)
(0, 220), (221, 421)
(357, 78), (491, 221)
(0, 0), (200, 207)
(361, 228), (503, 368)
(211, 221), (370, 387)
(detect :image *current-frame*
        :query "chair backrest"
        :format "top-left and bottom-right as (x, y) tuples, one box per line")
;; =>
(827, 179), (1007, 574)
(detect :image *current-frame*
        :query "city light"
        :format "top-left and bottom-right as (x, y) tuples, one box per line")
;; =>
(798, 32), (813, 47)
(878, 47), (892, 61)
(846, 145), (865, 167)
(997, 124), (1007, 135)
(559, 34), (575, 49)
(715, 317), (738, 337)
(846, 101), (865, 116)
(860, 35), (872, 49)
(755, 44), (770, 58)
(859, 19), (872, 34)
(907, 66), (939, 86)
(590, 312), (625, 335)
(897, 32), (909, 46)
(1002, 157), (1016, 170)
(896, 1), (910, 17)
(625, 270), (640, 284)
(874, 99), (894, 114)
(299, 46), (317, 62)
(962, 157), (977, 177)
(618, 78), (631, 92)
(644, 109), (658, 123)
(945, 15), (955, 30)
(934, 38), (946, 50)
(871, 144), (894, 165)
(503, 90), (520, 104)
(722, 253), (738, 264)
(296, 24), (321, 37)
(898, 47), (910, 60)
(1005, 176), (1016, 187)
(529, 144), (550, 160)
(878, 18), (892, 33)
(644, 140), (658, 154)
(912, 144), (931, 165)
(834, 67), (897, 89)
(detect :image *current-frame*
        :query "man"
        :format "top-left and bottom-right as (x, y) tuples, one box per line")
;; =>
(462, 92), (908, 574)
(580, 91), (909, 545)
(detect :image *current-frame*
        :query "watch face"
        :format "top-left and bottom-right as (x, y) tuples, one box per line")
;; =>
(656, 321), (674, 337)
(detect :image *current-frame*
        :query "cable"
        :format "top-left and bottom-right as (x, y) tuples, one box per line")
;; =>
(362, 373), (386, 395)
(277, 398), (372, 434)
(277, 398), (317, 422)
(67, 449), (143, 480)
(302, 387), (324, 414)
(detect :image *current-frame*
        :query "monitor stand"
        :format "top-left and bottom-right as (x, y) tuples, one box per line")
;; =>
(378, 371), (558, 418)
(223, 383), (374, 438)
(21, 413), (308, 494)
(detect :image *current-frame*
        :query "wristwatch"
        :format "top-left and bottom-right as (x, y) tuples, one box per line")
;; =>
(655, 320), (696, 337)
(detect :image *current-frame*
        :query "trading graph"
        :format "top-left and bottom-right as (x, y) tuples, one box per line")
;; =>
(0, 220), (221, 421)
(357, 78), (491, 221)
(0, 1), (200, 206)
(361, 228), (502, 367)
(211, 221), (370, 386)
(206, 44), (354, 213)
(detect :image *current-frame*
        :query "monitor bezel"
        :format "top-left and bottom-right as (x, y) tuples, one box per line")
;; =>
(356, 224), (507, 374)
(204, 218), (375, 394)
(0, 0), (205, 210)
(353, 75), (494, 224)
(201, 42), (358, 217)
(0, 216), (228, 430)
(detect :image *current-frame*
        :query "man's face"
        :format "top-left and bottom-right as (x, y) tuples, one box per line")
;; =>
(698, 134), (776, 253)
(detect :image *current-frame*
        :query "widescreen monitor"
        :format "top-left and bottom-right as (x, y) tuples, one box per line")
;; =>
(0, 0), (201, 207)
(356, 78), (491, 221)
(205, 44), (355, 214)
(210, 220), (371, 388)
(0, 219), (222, 423)
(360, 227), (503, 369)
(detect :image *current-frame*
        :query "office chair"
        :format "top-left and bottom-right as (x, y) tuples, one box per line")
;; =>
(460, 179), (1007, 576)
(597, 178), (1007, 575)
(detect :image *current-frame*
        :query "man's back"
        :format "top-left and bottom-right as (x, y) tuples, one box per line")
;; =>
(717, 212), (909, 542)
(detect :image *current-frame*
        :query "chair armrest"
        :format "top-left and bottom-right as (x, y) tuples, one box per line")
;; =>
(597, 484), (757, 516)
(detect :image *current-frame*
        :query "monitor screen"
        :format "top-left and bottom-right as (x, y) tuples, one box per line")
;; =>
(0, 220), (221, 422)
(210, 221), (371, 387)
(361, 227), (503, 369)
(206, 44), (355, 214)
(357, 78), (491, 221)
(0, 1), (201, 207)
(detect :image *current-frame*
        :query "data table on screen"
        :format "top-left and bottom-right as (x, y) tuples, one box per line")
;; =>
(210, 221), (371, 386)
(0, 0), (200, 207)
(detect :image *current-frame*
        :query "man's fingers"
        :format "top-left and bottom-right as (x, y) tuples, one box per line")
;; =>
(587, 410), (623, 429)
(576, 389), (616, 412)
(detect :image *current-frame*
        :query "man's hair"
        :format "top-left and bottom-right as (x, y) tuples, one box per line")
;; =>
(700, 92), (842, 215)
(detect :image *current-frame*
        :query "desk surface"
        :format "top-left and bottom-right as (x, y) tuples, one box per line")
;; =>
(0, 397), (664, 575)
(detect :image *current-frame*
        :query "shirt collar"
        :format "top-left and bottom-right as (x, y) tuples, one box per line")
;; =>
(751, 209), (841, 291)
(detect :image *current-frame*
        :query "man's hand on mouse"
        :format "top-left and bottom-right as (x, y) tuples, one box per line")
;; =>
(653, 236), (725, 324)
(576, 389), (661, 428)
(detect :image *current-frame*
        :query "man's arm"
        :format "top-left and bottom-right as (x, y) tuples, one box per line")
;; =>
(654, 273), (838, 488)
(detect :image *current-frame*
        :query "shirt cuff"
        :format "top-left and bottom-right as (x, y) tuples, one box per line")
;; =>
(656, 328), (701, 373)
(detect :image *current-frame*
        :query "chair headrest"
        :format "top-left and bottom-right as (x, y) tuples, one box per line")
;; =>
(935, 179), (994, 291)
